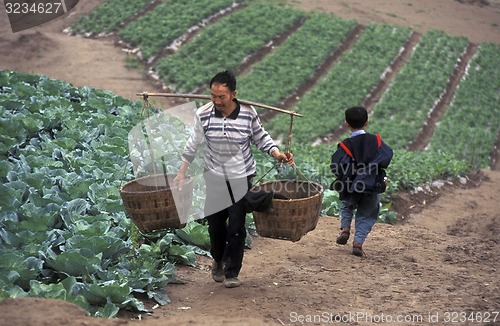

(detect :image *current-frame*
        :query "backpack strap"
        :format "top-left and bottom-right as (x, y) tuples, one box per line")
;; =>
(339, 141), (354, 158)
(376, 134), (382, 148)
(340, 134), (382, 159)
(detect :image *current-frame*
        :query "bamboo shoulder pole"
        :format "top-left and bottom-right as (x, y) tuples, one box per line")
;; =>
(137, 92), (303, 117)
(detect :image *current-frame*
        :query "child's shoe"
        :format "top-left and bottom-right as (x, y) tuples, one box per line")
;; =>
(352, 242), (364, 257)
(336, 229), (350, 245)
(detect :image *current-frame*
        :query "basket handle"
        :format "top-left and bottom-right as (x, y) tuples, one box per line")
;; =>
(119, 94), (163, 189)
(279, 115), (310, 181)
(253, 114), (311, 185)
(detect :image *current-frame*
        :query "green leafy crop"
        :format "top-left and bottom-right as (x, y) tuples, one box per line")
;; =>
(0, 70), (209, 317)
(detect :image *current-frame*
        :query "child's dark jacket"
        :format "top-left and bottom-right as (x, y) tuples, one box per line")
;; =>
(330, 133), (393, 201)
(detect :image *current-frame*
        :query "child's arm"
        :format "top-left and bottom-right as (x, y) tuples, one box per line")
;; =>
(377, 142), (393, 169)
(330, 147), (349, 176)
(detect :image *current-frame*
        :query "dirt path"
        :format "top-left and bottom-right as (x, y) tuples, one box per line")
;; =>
(1, 0), (499, 325)
(127, 170), (499, 326)
(3, 169), (499, 326)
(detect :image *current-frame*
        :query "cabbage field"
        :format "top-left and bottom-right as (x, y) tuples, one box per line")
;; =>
(2, 0), (499, 318)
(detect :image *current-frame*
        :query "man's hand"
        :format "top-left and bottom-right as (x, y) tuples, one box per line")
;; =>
(173, 162), (189, 191)
(173, 173), (186, 191)
(272, 150), (295, 165)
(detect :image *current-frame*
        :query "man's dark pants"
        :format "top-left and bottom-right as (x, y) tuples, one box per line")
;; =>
(204, 172), (251, 279)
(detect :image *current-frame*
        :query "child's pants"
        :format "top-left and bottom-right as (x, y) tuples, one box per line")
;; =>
(340, 194), (380, 244)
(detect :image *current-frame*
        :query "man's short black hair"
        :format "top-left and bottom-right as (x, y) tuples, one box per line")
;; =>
(345, 106), (368, 129)
(210, 70), (237, 92)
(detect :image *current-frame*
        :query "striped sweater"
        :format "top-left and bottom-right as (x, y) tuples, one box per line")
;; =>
(182, 100), (279, 178)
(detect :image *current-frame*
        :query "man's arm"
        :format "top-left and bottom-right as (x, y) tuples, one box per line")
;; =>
(250, 109), (294, 164)
(174, 110), (205, 190)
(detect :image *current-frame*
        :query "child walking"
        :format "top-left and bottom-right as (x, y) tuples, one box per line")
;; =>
(329, 106), (393, 256)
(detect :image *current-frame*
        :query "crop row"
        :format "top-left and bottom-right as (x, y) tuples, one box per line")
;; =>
(428, 43), (500, 168)
(70, 0), (152, 35)
(68, 1), (500, 170)
(236, 13), (356, 110)
(154, 2), (304, 93)
(367, 30), (469, 149)
(265, 23), (412, 143)
(117, 0), (238, 62)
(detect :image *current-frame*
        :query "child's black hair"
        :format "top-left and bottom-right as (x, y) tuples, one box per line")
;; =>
(345, 106), (368, 129)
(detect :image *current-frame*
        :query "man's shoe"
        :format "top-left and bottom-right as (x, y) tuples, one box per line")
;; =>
(224, 277), (241, 288)
(352, 242), (364, 257)
(336, 230), (350, 245)
(211, 261), (224, 282)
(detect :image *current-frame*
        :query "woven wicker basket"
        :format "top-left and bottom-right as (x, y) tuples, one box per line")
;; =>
(119, 174), (193, 233)
(252, 179), (323, 242)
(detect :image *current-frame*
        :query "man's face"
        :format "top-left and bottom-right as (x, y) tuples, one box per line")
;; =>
(211, 82), (236, 115)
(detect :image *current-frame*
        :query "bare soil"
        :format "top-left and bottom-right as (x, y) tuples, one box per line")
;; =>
(1, 0), (499, 325)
